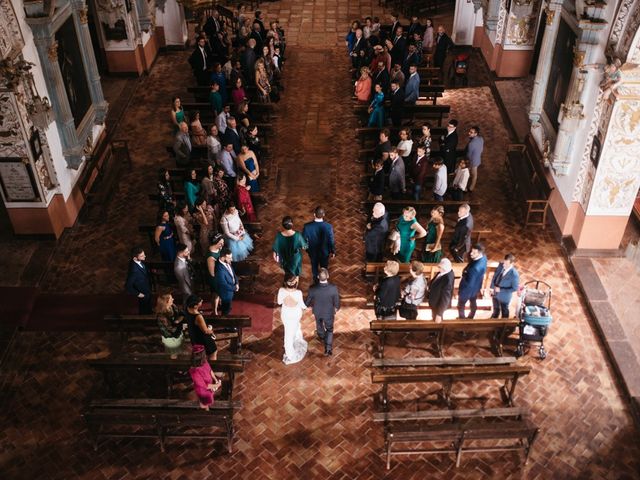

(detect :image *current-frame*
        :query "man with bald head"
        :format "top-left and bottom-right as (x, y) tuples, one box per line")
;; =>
(365, 202), (389, 262)
(173, 121), (192, 167)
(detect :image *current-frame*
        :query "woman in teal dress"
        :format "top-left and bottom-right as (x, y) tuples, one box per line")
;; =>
(422, 206), (445, 263)
(171, 96), (185, 132)
(154, 210), (176, 261)
(272, 216), (308, 277)
(396, 206), (426, 263)
(184, 168), (201, 212)
(367, 83), (385, 127)
(205, 233), (225, 315)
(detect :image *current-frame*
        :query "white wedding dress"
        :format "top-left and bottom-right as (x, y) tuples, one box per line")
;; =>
(277, 288), (308, 365)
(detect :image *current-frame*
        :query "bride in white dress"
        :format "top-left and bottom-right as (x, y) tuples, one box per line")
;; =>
(277, 274), (308, 365)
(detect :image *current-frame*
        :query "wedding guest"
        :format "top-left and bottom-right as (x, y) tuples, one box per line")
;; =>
(367, 83), (385, 127)
(256, 60), (272, 103)
(190, 111), (207, 147)
(215, 248), (239, 314)
(243, 124), (263, 159)
(355, 67), (372, 102)
(189, 344), (221, 410)
(210, 62), (227, 103)
(411, 145), (429, 201)
(156, 291), (185, 359)
(272, 216), (308, 278)
(231, 77), (248, 107)
(174, 202), (195, 254)
(458, 243), (488, 319)
(174, 242), (194, 299)
(155, 210), (176, 262)
(395, 206), (427, 263)
(220, 203), (253, 261)
(206, 125), (222, 166)
(365, 202), (389, 262)
(171, 96), (186, 133)
(396, 128), (413, 160)
(125, 246), (152, 314)
(450, 203), (474, 262)
(174, 122), (192, 167)
(416, 123), (432, 157)
(432, 158), (448, 201)
(185, 295), (218, 360)
(399, 261), (426, 319)
(184, 168), (201, 212)
(450, 158), (470, 200)
(423, 206), (445, 263)
(490, 253), (520, 318)
(428, 258), (455, 322)
(212, 165), (231, 211)
(374, 260), (401, 320)
(215, 104), (231, 134)
(369, 158), (385, 201)
(208, 82), (223, 116)
(194, 197), (216, 254)
(201, 164), (216, 204)
(236, 144), (260, 192)
(235, 173), (257, 222)
(423, 19), (434, 53)
(157, 168), (175, 216)
(235, 101), (251, 129)
(205, 233), (224, 316)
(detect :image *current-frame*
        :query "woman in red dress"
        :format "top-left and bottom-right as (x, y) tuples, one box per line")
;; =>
(235, 173), (257, 222)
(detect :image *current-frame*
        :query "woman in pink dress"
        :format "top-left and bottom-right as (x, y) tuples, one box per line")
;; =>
(355, 67), (372, 103)
(231, 77), (247, 107)
(189, 345), (221, 410)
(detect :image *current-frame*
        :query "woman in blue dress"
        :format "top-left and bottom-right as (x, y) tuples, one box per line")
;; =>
(237, 144), (260, 192)
(368, 83), (385, 128)
(219, 203), (254, 261)
(184, 168), (201, 212)
(155, 210), (177, 261)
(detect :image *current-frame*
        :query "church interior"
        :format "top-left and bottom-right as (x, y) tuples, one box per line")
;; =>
(1, 0), (640, 477)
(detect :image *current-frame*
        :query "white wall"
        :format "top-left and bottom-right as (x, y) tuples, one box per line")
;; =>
(453, 0), (480, 45)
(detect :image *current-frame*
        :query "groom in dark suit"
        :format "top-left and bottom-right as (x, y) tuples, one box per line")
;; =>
(305, 268), (340, 355)
(125, 246), (152, 314)
(302, 206), (336, 282)
(214, 249), (239, 315)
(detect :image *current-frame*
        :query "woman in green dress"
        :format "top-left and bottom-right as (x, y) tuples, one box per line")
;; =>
(171, 96), (185, 133)
(422, 206), (445, 263)
(205, 233), (225, 316)
(272, 216), (308, 277)
(396, 206), (426, 263)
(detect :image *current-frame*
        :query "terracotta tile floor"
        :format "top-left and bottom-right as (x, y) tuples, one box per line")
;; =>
(1, 1), (640, 478)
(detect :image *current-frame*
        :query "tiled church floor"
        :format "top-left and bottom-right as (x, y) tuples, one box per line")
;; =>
(1, 1), (640, 478)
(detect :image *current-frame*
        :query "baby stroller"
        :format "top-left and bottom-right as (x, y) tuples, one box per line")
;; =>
(515, 280), (553, 360)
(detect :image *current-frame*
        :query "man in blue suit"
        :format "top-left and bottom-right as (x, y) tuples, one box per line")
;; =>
(214, 248), (239, 315)
(490, 253), (520, 318)
(125, 246), (152, 314)
(404, 64), (420, 104)
(302, 206), (336, 282)
(457, 243), (487, 319)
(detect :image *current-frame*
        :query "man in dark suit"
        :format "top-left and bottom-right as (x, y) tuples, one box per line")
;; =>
(372, 59), (391, 96)
(214, 249), (238, 315)
(391, 26), (406, 67)
(350, 28), (370, 72)
(189, 36), (212, 85)
(365, 202), (389, 262)
(407, 16), (422, 37)
(428, 258), (455, 323)
(250, 21), (264, 53)
(411, 145), (429, 200)
(450, 203), (474, 262)
(458, 243), (488, 319)
(302, 207), (336, 281)
(389, 80), (405, 127)
(222, 117), (242, 155)
(490, 253), (520, 318)
(434, 25), (454, 69)
(241, 39), (258, 83)
(125, 246), (152, 314)
(368, 159), (385, 200)
(441, 119), (458, 171)
(203, 10), (221, 41)
(402, 45), (420, 78)
(305, 268), (340, 355)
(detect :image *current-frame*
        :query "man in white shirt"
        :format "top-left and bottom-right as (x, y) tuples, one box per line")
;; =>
(215, 104), (231, 134)
(217, 142), (237, 191)
(206, 125), (221, 166)
(432, 158), (447, 201)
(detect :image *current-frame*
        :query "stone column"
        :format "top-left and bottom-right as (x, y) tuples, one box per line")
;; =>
(32, 35), (83, 168)
(528, 2), (562, 125)
(71, 0), (108, 124)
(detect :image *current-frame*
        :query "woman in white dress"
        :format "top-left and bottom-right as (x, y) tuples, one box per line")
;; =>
(277, 274), (308, 365)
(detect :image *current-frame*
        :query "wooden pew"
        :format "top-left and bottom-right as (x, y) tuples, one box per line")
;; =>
(364, 258), (496, 283)
(181, 102), (275, 123)
(356, 126), (447, 148)
(187, 85), (259, 103)
(84, 398), (240, 453)
(362, 198), (481, 217)
(141, 258), (260, 293)
(505, 136), (553, 228)
(369, 318), (519, 358)
(380, 410), (538, 469)
(354, 103), (450, 126)
(371, 364), (531, 410)
(89, 352), (246, 399)
(104, 314), (251, 354)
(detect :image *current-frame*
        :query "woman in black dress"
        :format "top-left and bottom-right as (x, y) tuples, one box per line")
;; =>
(157, 168), (175, 217)
(185, 295), (217, 360)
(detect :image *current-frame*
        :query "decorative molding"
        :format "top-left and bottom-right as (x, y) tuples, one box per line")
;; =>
(544, 5), (556, 25)
(573, 90), (604, 205)
(79, 6), (89, 24)
(495, 0), (508, 43)
(0, 0), (25, 60)
(47, 41), (59, 61)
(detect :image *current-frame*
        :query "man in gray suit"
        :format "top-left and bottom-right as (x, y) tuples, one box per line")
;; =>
(388, 147), (406, 199)
(465, 125), (484, 192)
(174, 243), (194, 301)
(305, 268), (340, 356)
(173, 122), (192, 167)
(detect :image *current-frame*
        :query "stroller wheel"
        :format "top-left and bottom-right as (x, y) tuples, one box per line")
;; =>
(515, 344), (524, 358)
(538, 346), (547, 360)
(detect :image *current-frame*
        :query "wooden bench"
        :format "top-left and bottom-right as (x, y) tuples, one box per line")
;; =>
(187, 85), (259, 103)
(381, 413), (538, 469)
(77, 140), (131, 221)
(104, 314), (251, 354)
(182, 102), (275, 123)
(84, 398), (240, 453)
(370, 318), (519, 358)
(89, 352), (246, 399)
(142, 258), (260, 293)
(362, 198), (481, 216)
(505, 136), (553, 228)
(356, 126), (447, 148)
(371, 364), (531, 410)
(364, 258), (496, 283)
(354, 103), (451, 126)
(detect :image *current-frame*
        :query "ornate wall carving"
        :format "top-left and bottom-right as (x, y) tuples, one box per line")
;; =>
(0, 0), (25, 60)
(495, 0), (508, 43)
(504, 0), (541, 47)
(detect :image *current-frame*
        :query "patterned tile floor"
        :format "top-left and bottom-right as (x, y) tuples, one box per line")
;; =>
(1, 1), (640, 478)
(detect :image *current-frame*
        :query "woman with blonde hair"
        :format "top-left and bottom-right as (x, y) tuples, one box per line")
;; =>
(423, 206), (445, 263)
(355, 67), (372, 102)
(155, 291), (185, 359)
(374, 260), (401, 319)
(255, 59), (272, 103)
(396, 206), (427, 263)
